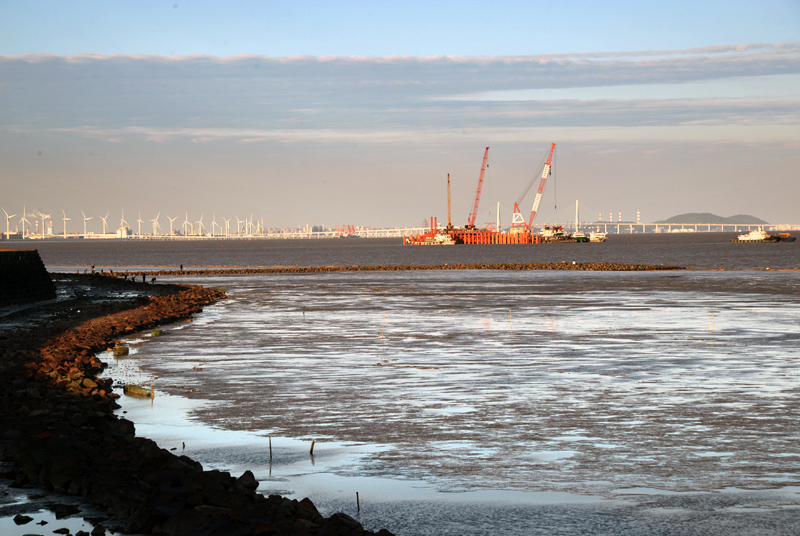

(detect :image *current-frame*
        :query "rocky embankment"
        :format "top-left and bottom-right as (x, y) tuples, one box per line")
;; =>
(0, 274), (393, 536)
(127, 261), (684, 278)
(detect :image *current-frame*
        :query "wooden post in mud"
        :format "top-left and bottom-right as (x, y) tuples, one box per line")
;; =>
(310, 440), (315, 456)
(269, 436), (272, 460)
(356, 491), (360, 513)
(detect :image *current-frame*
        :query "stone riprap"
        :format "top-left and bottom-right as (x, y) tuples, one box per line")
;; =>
(124, 262), (685, 278)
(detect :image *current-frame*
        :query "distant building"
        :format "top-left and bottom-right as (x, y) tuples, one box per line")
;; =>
(116, 226), (133, 238)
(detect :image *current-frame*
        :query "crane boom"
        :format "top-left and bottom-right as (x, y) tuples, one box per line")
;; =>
(527, 143), (556, 229)
(467, 147), (490, 228)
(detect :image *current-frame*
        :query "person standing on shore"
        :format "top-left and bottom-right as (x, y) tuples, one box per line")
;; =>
(180, 263), (183, 272)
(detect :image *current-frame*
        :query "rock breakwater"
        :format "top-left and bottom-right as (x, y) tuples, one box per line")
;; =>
(0, 274), (392, 536)
(128, 261), (684, 278)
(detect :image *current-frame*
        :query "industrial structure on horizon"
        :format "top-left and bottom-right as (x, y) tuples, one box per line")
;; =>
(403, 144), (797, 245)
(3, 143), (797, 242)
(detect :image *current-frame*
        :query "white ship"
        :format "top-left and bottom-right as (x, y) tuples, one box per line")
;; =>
(589, 232), (607, 242)
(730, 229), (778, 243)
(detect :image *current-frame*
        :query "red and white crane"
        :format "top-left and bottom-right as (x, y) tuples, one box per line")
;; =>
(512, 142), (556, 231)
(466, 147), (490, 229)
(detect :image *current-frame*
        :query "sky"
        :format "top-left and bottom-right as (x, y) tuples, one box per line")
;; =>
(1, 1), (799, 231)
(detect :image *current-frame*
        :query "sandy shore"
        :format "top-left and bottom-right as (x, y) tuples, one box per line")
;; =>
(0, 273), (392, 536)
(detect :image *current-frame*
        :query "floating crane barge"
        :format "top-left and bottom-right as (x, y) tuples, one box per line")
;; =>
(405, 143), (568, 246)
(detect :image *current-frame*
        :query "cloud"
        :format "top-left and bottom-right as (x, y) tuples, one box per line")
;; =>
(2, 43), (799, 226)
(2, 43), (797, 154)
(2, 43), (798, 139)
(3, 41), (798, 98)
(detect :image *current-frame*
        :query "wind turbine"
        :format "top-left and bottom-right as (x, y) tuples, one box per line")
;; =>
(62, 209), (71, 238)
(151, 213), (160, 236)
(196, 213), (205, 236)
(3, 209), (16, 236)
(100, 212), (109, 235)
(211, 213), (218, 236)
(183, 211), (191, 236)
(223, 217), (231, 238)
(20, 206), (29, 237)
(120, 209), (128, 230)
(137, 211), (143, 237)
(235, 216), (242, 237)
(81, 211), (92, 236)
(38, 211), (52, 236)
(167, 216), (177, 236)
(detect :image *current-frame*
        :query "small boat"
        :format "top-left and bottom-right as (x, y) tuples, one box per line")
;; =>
(777, 233), (796, 243)
(589, 232), (608, 242)
(541, 226), (575, 243)
(730, 229), (780, 243)
(572, 232), (590, 243)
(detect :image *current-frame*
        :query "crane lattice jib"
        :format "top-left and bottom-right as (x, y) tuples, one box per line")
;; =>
(468, 147), (490, 228)
(528, 143), (556, 229)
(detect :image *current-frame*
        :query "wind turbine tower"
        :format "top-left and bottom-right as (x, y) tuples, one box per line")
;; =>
(81, 211), (92, 236)
(38, 211), (52, 237)
(62, 209), (71, 238)
(100, 212), (109, 235)
(20, 207), (30, 238)
(3, 209), (16, 236)
(167, 216), (178, 237)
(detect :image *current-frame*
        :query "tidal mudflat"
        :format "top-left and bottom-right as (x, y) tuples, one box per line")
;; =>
(107, 269), (800, 535)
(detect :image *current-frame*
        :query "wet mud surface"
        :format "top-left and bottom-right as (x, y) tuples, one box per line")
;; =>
(0, 274), (391, 536)
(118, 269), (800, 534)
